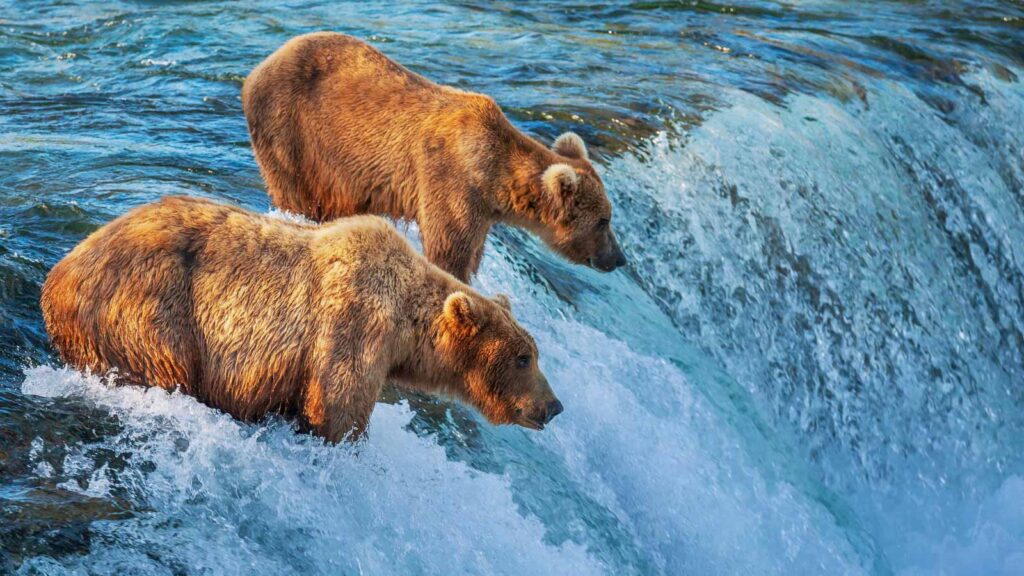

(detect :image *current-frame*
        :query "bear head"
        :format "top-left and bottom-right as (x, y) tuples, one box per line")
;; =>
(433, 291), (562, 430)
(540, 132), (627, 273)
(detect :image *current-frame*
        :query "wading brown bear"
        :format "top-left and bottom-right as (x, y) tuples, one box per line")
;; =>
(242, 32), (626, 282)
(40, 196), (562, 442)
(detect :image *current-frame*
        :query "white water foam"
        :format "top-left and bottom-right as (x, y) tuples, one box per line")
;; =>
(471, 244), (868, 574)
(600, 68), (1024, 575)
(19, 367), (601, 576)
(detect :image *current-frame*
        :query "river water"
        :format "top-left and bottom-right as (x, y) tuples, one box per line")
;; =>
(1, 1), (1022, 574)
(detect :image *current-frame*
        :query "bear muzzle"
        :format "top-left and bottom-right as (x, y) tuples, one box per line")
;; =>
(544, 399), (564, 422)
(520, 399), (563, 430)
(590, 233), (627, 272)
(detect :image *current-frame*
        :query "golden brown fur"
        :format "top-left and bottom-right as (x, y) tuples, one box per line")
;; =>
(41, 196), (561, 442)
(242, 32), (626, 282)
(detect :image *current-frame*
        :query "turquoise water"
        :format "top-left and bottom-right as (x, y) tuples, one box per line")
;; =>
(2, 1), (1023, 574)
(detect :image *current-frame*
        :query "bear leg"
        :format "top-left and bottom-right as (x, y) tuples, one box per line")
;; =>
(420, 216), (490, 283)
(303, 359), (387, 443)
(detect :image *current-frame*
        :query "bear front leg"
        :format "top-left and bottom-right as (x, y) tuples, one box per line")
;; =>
(420, 216), (490, 283)
(303, 358), (386, 443)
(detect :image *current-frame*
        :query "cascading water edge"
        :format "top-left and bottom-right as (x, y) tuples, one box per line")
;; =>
(603, 67), (1024, 575)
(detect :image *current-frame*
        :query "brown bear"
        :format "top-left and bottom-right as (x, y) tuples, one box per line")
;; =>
(40, 196), (562, 442)
(242, 32), (626, 282)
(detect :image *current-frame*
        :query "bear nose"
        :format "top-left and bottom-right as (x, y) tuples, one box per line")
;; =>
(544, 400), (563, 423)
(614, 248), (626, 268)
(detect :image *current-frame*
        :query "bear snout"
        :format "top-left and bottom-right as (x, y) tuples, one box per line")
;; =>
(590, 233), (627, 272)
(544, 399), (564, 423)
(524, 398), (563, 430)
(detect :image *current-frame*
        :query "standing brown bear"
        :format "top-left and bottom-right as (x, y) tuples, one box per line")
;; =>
(40, 196), (562, 442)
(242, 32), (626, 282)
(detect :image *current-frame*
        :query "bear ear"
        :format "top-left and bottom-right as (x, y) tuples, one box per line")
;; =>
(443, 291), (479, 334)
(542, 163), (578, 210)
(492, 293), (512, 311)
(552, 132), (588, 160)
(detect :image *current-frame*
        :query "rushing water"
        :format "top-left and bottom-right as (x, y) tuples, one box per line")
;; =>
(1, 1), (1022, 574)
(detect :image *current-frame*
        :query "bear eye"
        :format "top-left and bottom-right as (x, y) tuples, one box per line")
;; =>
(516, 355), (531, 369)
(596, 218), (610, 230)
